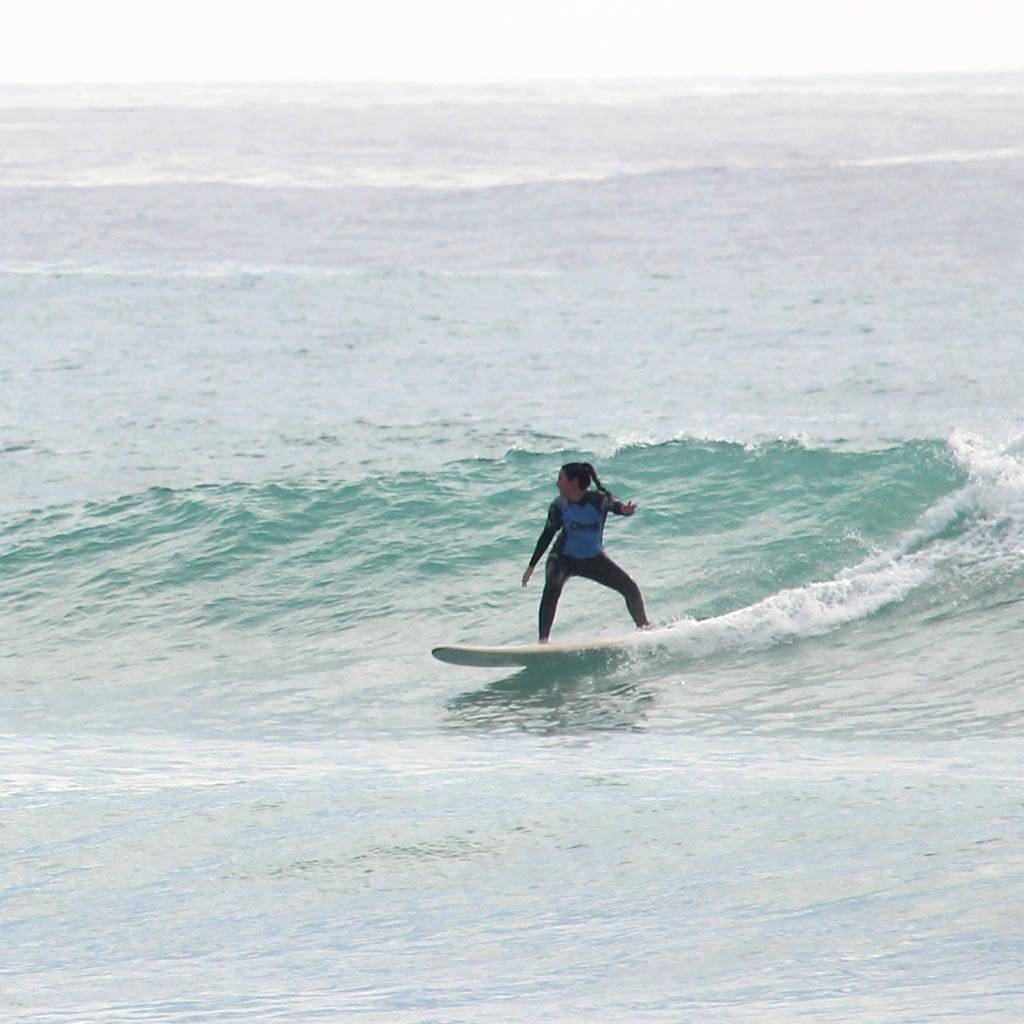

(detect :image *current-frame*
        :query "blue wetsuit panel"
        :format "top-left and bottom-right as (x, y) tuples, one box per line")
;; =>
(557, 493), (610, 558)
(529, 491), (618, 566)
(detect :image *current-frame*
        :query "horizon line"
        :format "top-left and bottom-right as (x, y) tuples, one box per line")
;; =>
(3, 68), (1024, 88)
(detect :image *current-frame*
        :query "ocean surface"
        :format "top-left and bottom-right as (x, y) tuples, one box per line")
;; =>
(3, 75), (1024, 1022)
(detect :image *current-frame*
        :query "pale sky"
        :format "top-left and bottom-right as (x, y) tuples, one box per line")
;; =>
(6, 0), (1024, 83)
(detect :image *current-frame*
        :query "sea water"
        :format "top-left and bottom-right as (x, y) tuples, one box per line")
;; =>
(3, 76), (1024, 1022)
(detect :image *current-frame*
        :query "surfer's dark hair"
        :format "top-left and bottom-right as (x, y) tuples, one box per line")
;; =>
(561, 462), (609, 495)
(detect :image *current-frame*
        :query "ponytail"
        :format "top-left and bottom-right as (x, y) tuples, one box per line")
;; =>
(584, 462), (610, 497)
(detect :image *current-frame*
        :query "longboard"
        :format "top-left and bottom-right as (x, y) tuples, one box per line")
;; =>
(432, 636), (639, 668)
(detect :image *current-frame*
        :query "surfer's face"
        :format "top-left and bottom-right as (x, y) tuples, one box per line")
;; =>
(556, 470), (584, 501)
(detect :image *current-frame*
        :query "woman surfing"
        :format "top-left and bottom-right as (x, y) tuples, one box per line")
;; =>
(522, 462), (649, 642)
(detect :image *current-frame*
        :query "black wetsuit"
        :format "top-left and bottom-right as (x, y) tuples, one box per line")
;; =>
(528, 490), (648, 640)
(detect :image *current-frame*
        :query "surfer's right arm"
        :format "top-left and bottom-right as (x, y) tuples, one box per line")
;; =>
(522, 502), (563, 587)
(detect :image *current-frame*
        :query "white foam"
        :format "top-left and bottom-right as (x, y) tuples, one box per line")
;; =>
(665, 553), (932, 659)
(5, 144), (1020, 192)
(949, 429), (1024, 511)
(839, 147), (1024, 169)
(0, 159), (685, 192)
(0, 121), (55, 131)
(662, 431), (1024, 658)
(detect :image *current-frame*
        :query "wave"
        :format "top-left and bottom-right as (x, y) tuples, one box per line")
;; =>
(0, 121), (56, 131)
(0, 160), (693, 191)
(633, 429), (1024, 659)
(660, 518), (939, 659)
(5, 432), (1023, 693)
(4, 139), (1022, 193)
(0, 435), (968, 572)
(4, 140), (1022, 191)
(839, 147), (1024, 169)
(0, 260), (558, 281)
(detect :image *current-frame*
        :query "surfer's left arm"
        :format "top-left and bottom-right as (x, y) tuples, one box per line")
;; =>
(608, 495), (638, 516)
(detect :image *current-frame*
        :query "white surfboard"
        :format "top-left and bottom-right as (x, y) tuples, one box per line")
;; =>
(432, 635), (640, 668)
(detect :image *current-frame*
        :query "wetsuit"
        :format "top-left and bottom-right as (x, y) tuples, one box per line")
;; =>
(527, 490), (648, 640)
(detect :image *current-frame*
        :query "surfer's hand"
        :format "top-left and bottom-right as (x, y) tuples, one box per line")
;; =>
(522, 566), (534, 587)
(620, 500), (638, 516)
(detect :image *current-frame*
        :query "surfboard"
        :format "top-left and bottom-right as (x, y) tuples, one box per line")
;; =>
(432, 635), (639, 668)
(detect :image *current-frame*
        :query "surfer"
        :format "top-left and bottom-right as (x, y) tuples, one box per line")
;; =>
(521, 462), (649, 642)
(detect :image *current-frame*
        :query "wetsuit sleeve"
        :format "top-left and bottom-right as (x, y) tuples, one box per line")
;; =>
(603, 492), (627, 515)
(528, 501), (563, 567)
